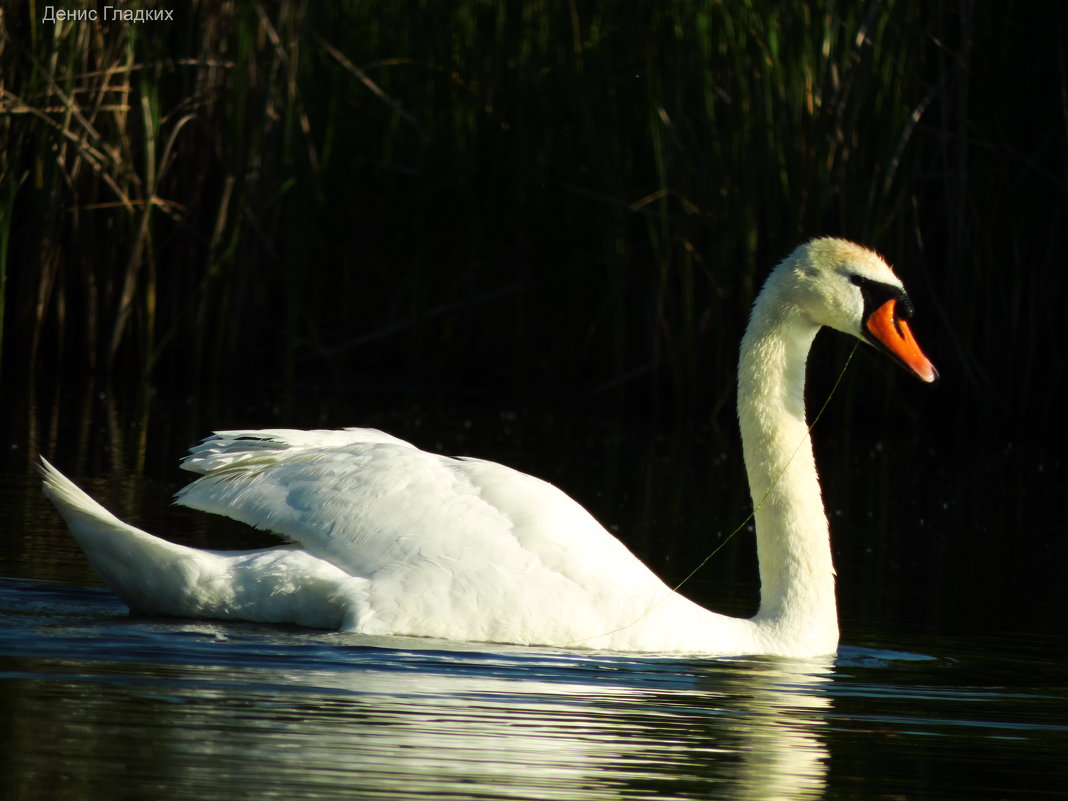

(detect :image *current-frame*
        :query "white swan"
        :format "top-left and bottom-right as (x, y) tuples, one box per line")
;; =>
(40, 237), (936, 657)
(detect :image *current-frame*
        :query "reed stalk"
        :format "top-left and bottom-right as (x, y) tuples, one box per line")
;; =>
(0, 1), (1062, 442)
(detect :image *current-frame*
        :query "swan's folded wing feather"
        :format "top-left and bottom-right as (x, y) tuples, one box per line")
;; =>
(173, 431), (675, 642)
(180, 427), (416, 474)
(173, 431), (660, 592)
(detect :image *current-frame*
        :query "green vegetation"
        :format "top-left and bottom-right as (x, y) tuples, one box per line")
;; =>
(1, 1), (1064, 436)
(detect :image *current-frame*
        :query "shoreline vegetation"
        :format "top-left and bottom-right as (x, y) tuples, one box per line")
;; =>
(0, 2), (1064, 440)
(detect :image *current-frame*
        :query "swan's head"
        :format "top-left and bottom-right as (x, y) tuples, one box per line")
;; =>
(774, 237), (938, 383)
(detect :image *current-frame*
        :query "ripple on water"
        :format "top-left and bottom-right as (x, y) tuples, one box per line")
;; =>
(2, 578), (1065, 801)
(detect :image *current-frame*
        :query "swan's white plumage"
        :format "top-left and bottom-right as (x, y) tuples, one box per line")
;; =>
(40, 237), (935, 657)
(39, 457), (366, 628)
(172, 428), (758, 650)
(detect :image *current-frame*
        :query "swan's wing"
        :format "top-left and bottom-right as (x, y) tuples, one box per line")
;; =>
(175, 428), (662, 595)
(180, 427), (417, 473)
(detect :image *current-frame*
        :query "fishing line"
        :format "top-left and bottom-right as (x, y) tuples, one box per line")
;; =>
(666, 340), (859, 596)
(567, 340), (860, 647)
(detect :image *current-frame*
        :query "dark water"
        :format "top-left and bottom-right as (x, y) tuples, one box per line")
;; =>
(1, 578), (1065, 801)
(1, 383), (1066, 800)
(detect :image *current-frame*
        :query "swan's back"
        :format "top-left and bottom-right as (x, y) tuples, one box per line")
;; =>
(175, 428), (689, 646)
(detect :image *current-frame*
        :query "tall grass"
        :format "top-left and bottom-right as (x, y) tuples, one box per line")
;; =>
(1, 1), (315, 386)
(1, 1), (1064, 438)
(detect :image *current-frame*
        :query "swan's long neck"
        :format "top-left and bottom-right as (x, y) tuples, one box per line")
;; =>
(737, 283), (838, 650)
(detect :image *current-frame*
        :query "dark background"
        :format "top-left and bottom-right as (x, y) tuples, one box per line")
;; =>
(1, 1), (1065, 639)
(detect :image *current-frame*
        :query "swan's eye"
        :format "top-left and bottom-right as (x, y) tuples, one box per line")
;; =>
(852, 275), (913, 322)
(896, 295), (915, 320)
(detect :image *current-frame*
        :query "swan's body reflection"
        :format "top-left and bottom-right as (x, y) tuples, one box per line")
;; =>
(13, 621), (831, 800)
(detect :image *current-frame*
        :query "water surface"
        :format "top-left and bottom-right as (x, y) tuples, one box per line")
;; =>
(2, 576), (1065, 801)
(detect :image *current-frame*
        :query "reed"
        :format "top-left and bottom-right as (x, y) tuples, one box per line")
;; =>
(0, 1), (311, 385)
(0, 1), (1063, 440)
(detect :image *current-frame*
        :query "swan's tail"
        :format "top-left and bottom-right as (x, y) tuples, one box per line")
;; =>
(38, 457), (366, 629)
(38, 457), (212, 616)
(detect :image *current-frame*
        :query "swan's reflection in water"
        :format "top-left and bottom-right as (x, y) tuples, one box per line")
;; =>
(3, 613), (832, 801)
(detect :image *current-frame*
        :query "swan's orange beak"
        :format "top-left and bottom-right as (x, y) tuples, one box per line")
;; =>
(865, 299), (938, 383)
